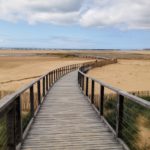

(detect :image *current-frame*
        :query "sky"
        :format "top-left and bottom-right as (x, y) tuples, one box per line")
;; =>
(0, 0), (150, 49)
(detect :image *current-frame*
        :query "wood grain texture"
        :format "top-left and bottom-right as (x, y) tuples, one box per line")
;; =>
(21, 71), (123, 150)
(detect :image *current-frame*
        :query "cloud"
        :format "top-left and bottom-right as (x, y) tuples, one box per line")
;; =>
(0, 0), (83, 24)
(80, 0), (150, 29)
(0, 0), (150, 29)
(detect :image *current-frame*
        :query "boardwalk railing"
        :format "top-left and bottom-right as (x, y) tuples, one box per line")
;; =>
(0, 62), (93, 150)
(78, 59), (150, 150)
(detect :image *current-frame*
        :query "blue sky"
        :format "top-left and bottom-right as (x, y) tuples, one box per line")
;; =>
(0, 0), (150, 49)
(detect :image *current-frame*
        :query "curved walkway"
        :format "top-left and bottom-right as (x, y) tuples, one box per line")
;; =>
(21, 71), (123, 150)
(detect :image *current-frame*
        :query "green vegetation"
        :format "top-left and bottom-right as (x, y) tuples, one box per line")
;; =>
(0, 116), (7, 150)
(102, 94), (150, 150)
(22, 112), (32, 131)
(104, 95), (117, 130)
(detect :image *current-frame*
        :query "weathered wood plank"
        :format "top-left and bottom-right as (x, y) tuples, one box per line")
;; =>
(21, 71), (123, 150)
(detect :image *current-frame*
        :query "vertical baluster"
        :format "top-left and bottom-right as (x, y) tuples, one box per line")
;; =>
(30, 85), (34, 117)
(82, 75), (84, 91)
(55, 69), (57, 81)
(65, 66), (67, 74)
(91, 80), (95, 104)
(59, 68), (60, 77)
(62, 67), (64, 75)
(54, 70), (56, 82)
(7, 103), (16, 150)
(46, 75), (48, 91)
(100, 85), (104, 115)
(60, 67), (62, 77)
(80, 73), (82, 87)
(58, 69), (59, 78)
(116, 94), (124, 138)
(57, 69), (59, 79)
(49, 73), (51, 87)
(80, 74), (82, 88)
(51, 71), (53, 85)
(37, 80), (41, 105)
(15, 96), (22, 144)
(58, 68), (59, 78)
(86, 77), (89, 96)
(43, 77), (45, 97)
(55, 69), (57, 80)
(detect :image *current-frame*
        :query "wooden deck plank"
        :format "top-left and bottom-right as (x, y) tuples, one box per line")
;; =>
(21, 71), (123, 150)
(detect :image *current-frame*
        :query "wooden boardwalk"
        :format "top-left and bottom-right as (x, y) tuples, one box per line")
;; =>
(21, 71), (123, 150)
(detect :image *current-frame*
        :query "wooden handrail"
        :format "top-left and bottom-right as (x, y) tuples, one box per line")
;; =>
(78, 58), (150, 150)
(0, 62), (95, 150)
(78, 66), (150, 109)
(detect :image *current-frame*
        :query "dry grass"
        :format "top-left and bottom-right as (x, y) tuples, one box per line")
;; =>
(0, 51), (91, 99)
(1, 49), (150, 59)
(87, 59), (150, 92)
(86, 58), (150, 150)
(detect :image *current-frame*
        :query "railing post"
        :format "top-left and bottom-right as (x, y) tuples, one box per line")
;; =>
(55, 69), (57, 80)
(100, 85), (104, 115)
(86, 77), (89, 96)
(57, 69), (59, 78)
(59, 68), (60, 78)
(62, 67), (63, 75)
(82, 75), (84, 91)
(49, 73), (51, 87)
(69, 66), (70, 72)
(59, 68), (61, 77)
(37, 81), (41, 105)
(61, 68), (63, 75)
(43, 77), (45, 97)
(116, 94), (124, 138)
(91, 80), (95, 104)
(53, 70), (56, 83)
(54, 70), (56, 82)
(46, 75), (48, 91)
(56, 69), (58, 80)
(58, 68), (60, 79)
(51, 72), (53, 85)
(61, 68), (63, 76)
(65, 66), (67, 74)
(30, 85), (34, 117)
(62, 67), (64, 75)
(15, 96), (22, 144)
(64, 66), (66, 74)
(7, 103), (16, 150)
(50, 73), (51, 86)
(56, 69), (57, 80)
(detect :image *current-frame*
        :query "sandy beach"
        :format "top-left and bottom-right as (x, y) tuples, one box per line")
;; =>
(0, 53), (91, 98)
(88, 59), (150, 92)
